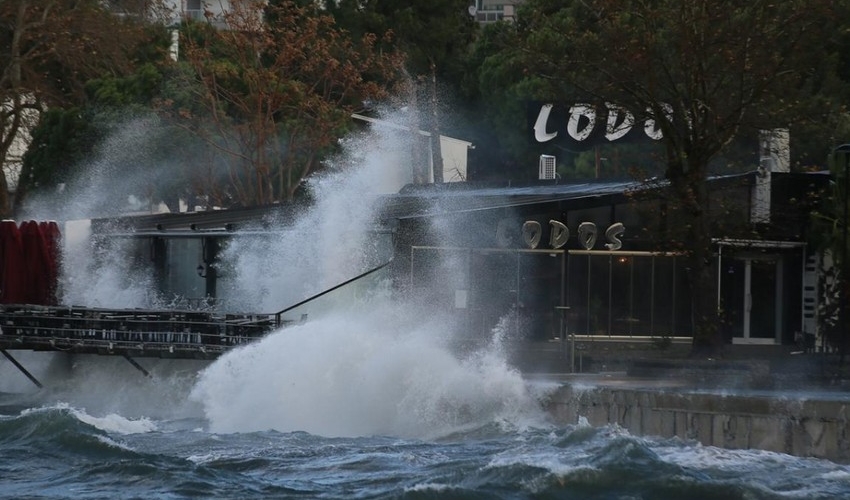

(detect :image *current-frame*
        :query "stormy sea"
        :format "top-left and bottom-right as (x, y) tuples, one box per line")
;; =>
(2, 332), (850, 500)
(3, 111), (850, 499)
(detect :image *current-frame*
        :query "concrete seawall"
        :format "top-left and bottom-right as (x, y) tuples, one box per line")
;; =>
(545, 382), (850, 463)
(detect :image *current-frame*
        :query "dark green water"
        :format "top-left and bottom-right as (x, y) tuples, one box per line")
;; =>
(2, 399), (849, 500)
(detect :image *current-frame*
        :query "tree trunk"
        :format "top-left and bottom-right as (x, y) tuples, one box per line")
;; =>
(0, 172), (10, 218)
(667, 154), (723, 357)
(689, 250), (722, 356)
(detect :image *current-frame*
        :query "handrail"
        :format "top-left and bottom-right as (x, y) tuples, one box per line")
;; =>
(273, 258), (393, 324)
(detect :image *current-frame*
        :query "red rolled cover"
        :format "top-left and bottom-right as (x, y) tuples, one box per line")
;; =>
(0, 220), (26, 304)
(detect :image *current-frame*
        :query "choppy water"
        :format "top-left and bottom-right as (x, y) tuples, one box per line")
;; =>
(3, 399), (850, 500)
(3, 337), (850, 500)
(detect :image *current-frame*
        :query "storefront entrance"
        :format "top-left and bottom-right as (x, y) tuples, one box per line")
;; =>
(720, 256), (782, 344)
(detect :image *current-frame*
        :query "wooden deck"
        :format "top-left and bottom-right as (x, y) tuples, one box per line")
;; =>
(0, 304), (284, 360)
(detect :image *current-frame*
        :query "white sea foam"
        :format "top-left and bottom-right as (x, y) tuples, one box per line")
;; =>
(404, 483), (453, 493)
(21, 402), (156, 434)
(72, 409), (158, 435)
(31, 356), (206, 421)
(215, 119), (413, 314)
(821, 469), (850, 481)
(191, 300), (547, 438)
(183, 106), (550, 438)
(61, 228), (159, 308)
(186, 452), (222, 464)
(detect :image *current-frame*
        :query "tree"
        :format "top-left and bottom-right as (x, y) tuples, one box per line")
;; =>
(161, 0), (404, 207)
(17, 107), (92, 196)
(323, 0), (476, 81)
(460, 21), (538, 181)
(322, 0), (478, 183)
(16, 42), (174, 211)
(0, 0), (151, 216)
(514, 0), (844, 354)
(811, 146), (850, 361)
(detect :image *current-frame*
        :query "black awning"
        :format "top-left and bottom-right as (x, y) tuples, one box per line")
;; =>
(378, 171), (759, 220)
(377, 179), (644, 220)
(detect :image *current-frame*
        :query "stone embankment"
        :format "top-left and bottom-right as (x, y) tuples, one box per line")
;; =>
(518, 338), (850, 461)
(545, 379), (850, 462)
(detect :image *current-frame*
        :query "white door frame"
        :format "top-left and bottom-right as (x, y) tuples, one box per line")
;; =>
(715, 239), (802, 345)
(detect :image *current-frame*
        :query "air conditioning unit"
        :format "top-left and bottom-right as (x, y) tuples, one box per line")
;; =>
(539, 155), (556, 180)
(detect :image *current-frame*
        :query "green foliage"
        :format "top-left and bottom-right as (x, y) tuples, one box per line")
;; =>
(20, 108), (93, 191)
(162, 0), (405, 206)
(0, 0), (163, 215)
(325, 0), (477, 81)
(459, 21), (541, 180)
(85, 63), (165, 109)
(808, 149), (850, 352)
(15, 18), (170, 208)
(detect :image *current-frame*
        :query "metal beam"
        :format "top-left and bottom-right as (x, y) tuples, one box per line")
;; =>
(122, 353), (152, 378)
(0, 349), (43, 389)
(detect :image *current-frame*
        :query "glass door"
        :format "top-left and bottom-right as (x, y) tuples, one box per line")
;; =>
(748, 259), (779, 341)
(722, 256), (781, 344)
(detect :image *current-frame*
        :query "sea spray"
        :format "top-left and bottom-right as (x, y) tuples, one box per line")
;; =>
(216, 123), (411, 313)
(7, 356), (206, 422)
(60, 222), (161, 308)
(16, 108), (411, 313)
(20, 115), (190, 310)
(20, 114), (176, 222)
(190, 301), (549, 438)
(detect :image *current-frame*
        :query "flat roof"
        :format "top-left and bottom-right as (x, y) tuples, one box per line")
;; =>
(378, 172), (756, 220)
(91, 171), (764, 232)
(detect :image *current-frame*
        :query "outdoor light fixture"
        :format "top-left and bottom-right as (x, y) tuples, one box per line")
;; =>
(196, 264), (206, 278)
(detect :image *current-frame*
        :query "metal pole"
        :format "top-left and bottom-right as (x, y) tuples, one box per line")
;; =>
(429, 62), (444, 183)
(672, 256), (677, 334)
(650, 255), (656, 335)
(560, 251), (566, 362)
(570, 307), (575, 372)
(839, 152), (850, 363)
(608, 254), (613, 336)
(717, 244), (723, 311)
(1, 349), (43, 388)
(556, 306), (573, 372)
(122, 353), (152, 379)
(629, 256), (634, 336)
(586, 254), (592, 335)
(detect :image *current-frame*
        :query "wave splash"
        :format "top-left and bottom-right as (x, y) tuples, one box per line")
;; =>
(190, 301), (550, 438)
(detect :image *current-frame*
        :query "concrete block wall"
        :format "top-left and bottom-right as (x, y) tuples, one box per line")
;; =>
(545, 385), (850, 462)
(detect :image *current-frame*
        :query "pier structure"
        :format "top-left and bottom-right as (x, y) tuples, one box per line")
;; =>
(0, 304), (281, 358)
(0, 256), (393, 387)
(0, 304), (285, 386)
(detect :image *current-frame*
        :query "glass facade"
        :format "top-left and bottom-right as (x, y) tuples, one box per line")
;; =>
(409, 246), (693, 340)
